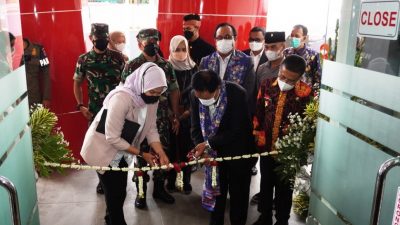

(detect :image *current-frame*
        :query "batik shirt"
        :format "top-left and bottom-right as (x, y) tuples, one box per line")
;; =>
(122, 54), (179, 149)
(200, 50), (256, 114)
(253, 77), (311, 152)
(73, 49), (125, 116)
(283, 45), (321, 93)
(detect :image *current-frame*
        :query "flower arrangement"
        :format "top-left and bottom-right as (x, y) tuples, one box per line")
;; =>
(30, 104), (75, 177)
(274, 100), (318, 184)
(273, 98), (318, 218)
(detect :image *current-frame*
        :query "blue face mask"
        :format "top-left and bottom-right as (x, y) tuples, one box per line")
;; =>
(291, 37), (302, 48)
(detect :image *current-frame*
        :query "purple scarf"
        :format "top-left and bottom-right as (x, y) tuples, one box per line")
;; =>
(199, 81), (228, 211)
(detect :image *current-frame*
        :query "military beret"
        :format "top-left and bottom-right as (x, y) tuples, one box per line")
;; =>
(136, 28), (160, 40)
(91, 23), (109, 38)
(265, 32), (286, 44)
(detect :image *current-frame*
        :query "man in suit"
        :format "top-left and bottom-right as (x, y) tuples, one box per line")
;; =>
(243, 26), (268, 74)
(200, 22), (256, 116)
(243, 26), (268, 176)
(190, 69), (256, 225)
(251, 31), (287, 206)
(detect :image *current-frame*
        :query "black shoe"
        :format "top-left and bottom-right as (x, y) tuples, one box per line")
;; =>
(252, 215), (272, 225)
(166, 182), (177, 193)
(153, 188), (175, 204)
(183, 183), (192, 195)
(251, 166), (258, 176)
(96, 182), (104, 194)
(274, 222), (288, 225)
(250, 192), (260, 205)
(135, 196), (147, 209)
(153, 180), (175, 204)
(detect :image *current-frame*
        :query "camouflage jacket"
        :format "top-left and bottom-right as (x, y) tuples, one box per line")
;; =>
(73, 48), (125, 116)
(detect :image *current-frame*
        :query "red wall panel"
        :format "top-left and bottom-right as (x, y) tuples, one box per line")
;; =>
(20, 0), (87, 161)
(157, 0), (268, 57)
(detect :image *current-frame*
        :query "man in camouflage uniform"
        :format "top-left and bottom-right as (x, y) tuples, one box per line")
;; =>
(122, 28), (180, 209)
(21, 38), (51, 108)
(73, 23), (125, 194)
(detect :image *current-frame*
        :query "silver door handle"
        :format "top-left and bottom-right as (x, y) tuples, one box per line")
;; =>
(0, 176), (21, 225)
(370, 156), (400, 225)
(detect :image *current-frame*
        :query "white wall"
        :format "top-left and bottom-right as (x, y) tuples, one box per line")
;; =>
(81, 0), (159, 59)
(266, 0), (342, 52)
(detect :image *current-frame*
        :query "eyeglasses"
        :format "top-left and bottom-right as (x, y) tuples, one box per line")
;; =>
(278, 72), (299, 85)
(215, 35), (234, 41)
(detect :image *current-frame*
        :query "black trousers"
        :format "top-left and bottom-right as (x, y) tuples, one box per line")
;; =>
(210, 160), (252, 225)
(259, 156), (293, 224)
(97, 159), (128, 225)
(168, 117), (194, 185)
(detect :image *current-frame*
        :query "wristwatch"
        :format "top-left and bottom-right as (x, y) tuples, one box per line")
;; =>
(76, 103), (84, 110)
(138, 150), (144, 158)
(205, 141), (211, 149)
(204, 141), (212, 154)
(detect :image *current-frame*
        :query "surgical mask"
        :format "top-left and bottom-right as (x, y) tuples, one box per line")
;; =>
(115, 43), (125, 52)
(291, 37), (302, 49)
(199, 97), (217, 106)
(184, 30), (194, 40)
(141, 93), (159, 104)
(278, 78), (294, 92)
(216, 39), (234, 54)
(93, 38), (109, 51)
(265, 50), (282, 61)
(249, 41), (264, 52)
(143, 43), (159, 57)
(172, 51), (187, 61)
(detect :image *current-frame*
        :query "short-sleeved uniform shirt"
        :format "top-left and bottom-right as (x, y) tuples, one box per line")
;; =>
(73, 49), (125, 116)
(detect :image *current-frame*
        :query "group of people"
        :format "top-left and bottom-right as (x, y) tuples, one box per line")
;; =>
(78, 13), (321, 225)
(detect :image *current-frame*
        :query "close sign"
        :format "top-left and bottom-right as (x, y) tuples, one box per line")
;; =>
(358, 0), (400, 40)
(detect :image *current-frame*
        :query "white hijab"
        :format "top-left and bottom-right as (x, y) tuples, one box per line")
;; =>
(103, 62), (167, 108)
(168, 35), (196, 71)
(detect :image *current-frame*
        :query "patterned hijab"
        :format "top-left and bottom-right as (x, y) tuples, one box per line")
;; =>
(168, 35), (196, 71)
(103, 62), (167, 108)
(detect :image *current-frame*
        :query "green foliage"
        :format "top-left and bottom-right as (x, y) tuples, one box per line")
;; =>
(274, 100), (319, 184)
(30, 105), (75, 177)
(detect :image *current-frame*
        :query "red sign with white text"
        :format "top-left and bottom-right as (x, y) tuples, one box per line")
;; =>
(358, 1), (400, 40)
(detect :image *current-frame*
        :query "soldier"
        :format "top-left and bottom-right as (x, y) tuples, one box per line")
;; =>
(21, 38), (51, 108)
(73, 23), (125, 195)
(122, 28), (180, 209)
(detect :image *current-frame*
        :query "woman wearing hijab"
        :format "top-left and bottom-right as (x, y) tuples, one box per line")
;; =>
(167, 35), (198, 194)
(81, 62), (170, 225)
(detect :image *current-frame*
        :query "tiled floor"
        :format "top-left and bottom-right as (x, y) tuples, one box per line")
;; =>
(36, 163), (306, 225)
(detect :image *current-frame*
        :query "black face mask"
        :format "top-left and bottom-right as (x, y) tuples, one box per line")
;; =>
(141, 93), (159, 104)
(93, 38), (109, 51)
(184, 30), (194, 40)
(143, 43), (159, 57)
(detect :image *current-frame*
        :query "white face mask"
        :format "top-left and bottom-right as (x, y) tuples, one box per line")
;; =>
(249, 41), (264, 52)
(115, 43), (125, 52)
(265, 50), (282, 61)
(199, 97), (216, 106)
(172, 51), (187, 61)
(277, 78), (294, 92)
(216, 39), (234, 54)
